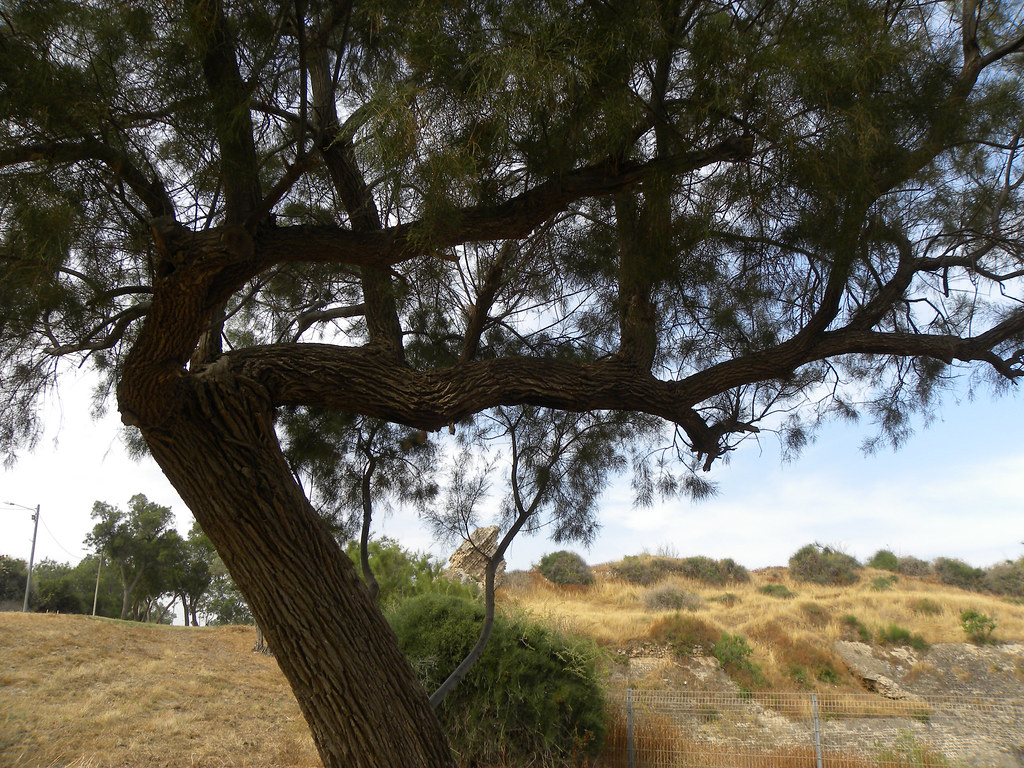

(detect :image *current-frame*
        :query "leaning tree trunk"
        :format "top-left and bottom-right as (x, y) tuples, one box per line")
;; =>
(136, 372), (456, 768)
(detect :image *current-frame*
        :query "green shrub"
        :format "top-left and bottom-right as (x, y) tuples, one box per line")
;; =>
(870, 575), (898, 591)
(959, 609), (996, 644)
(343, 537), (472, 608)
(388, 592), (605, 766)
(758, 584), (796, 599)
(611, 554), (665, 585)
(933, 558), (985, 592)
(674, 556), (750, 585)
(713, 633), (766, 689)
(789, 544), (861, 586)
(878, 624), (929, 651)
(896, 556), (931, 577)
(649, 613), (719, 657)
(537, 550), (595, 586)
(612, 554), (749, 586)
(910, 598), (942, 616)
(868, 549), (899, 572)
(983, 559), (1024, 598)
(841, 614), (871, 643)
(644, 585), (702, 611)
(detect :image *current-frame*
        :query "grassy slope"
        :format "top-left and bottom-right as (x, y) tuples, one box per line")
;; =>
(0, 613), (317, 768)
(2, 564), (1022, 767)
(500, 564), (1024, 691)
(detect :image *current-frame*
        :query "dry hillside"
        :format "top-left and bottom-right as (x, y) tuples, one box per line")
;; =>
(2, 562), (1023, 767)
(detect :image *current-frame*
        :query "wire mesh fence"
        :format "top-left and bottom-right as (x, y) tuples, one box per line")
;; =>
(598, 689), (1024, 768)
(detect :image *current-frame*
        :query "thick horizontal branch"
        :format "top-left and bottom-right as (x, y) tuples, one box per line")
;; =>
(216, 345), (721, 456)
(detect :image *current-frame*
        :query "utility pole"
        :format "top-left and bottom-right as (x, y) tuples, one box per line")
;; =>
(92, 556), (102, 616)
(3, 502), (40, 612)
(23, 505), (39, 612)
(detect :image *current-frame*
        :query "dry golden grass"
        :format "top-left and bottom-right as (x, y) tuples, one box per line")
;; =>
(499, 564), (1024, 692)
(0, 613), (317, 768)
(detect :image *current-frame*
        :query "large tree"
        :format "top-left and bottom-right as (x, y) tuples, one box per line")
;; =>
(2, 1), (1023, 765)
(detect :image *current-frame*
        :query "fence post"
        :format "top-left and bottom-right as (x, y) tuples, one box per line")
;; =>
(627, 687), (635, 768)
(812, 693), (824, 768)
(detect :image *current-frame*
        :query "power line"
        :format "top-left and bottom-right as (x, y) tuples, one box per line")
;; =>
(38, 515), (82, 560)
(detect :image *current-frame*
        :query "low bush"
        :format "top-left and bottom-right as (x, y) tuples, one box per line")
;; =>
(612, 554), (749, 586)
(611, 554), (665, 585)
(841, 614), (871, 643)
(870, 575), (898, 591)
(537, 550), (595, 586)
(896, 556), (932, 577)
(644, 585), (702, 611)
(789, 544), (861, 586)
(868, 549), (900, 572)
(648, 613), (719, 657)
(388, 592), (606, 766)
(758, 584), (796, 599)
(960, 609), (996, 644)
(910, 598), (942, 616)
(983, 559), (1024, 598)
(878, 623), (929, 651)
(713, 633), (766, 690)
(933, 557), (985, 592)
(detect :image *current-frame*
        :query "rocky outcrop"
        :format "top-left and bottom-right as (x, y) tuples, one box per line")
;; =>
(833, 640), (917, 699)
(444, 526), (506, 585)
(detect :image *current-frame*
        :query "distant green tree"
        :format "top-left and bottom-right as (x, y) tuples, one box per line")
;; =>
(86, 494), (179, 620)
(168, 523), (216, 626)
(0, 555), (27, 608)
(31, 559), (85, 613)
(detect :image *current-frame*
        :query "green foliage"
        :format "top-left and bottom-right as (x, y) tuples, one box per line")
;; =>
(788, 544), (861, 586)
(649, 613), (720, 657)
(841, 614), (872, 643)
(0, 555), (27, 606)
(713, 633), (766, 690)
(910, 598), (942, 616)
(868, 549), (900, 572)
(644, 585), (703, 611)
(537, 550), (594, 586)
(896, 557), (932, 577)
(86, 494), (180, 620)
(611, 554), (748, 586)
(983, 559), (1024, 598)
(933, 558), (985, 592)
(388, 592), (605, 766)
(758, 584), (796, 599)
(959, 609), (996, 644)
(870, 575), (898, 591)
(27, 556), (121, 617)
(343, 537), (470, 608)
(878, 624), (929, 652)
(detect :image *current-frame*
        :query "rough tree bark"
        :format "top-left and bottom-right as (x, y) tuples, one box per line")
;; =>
(133, 371), (456, 768)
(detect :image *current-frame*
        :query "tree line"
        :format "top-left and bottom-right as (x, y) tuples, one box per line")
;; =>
(0, 494), (251, 625)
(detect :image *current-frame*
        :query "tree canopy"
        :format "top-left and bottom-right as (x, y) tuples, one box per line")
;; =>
(2, 1), (1023, 765)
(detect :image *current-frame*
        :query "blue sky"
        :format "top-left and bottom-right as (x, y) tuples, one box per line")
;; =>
(2, 368), (1022, 574)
